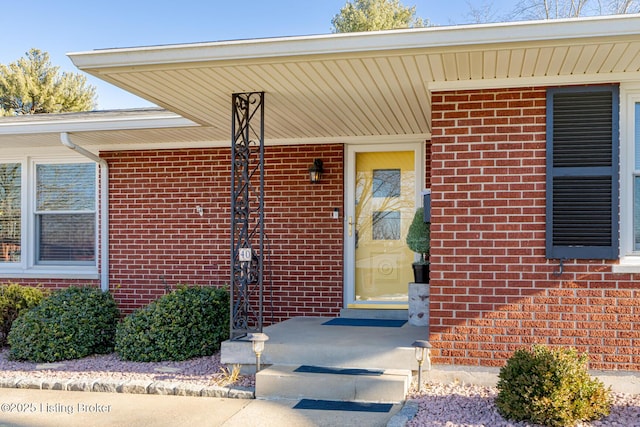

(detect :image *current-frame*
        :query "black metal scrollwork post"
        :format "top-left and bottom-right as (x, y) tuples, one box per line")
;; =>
(230, 92), (265, 339)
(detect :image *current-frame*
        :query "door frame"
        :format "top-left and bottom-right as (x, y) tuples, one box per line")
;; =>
(344, 142), (425, 309)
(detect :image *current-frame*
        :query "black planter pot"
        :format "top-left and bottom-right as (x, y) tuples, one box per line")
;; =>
(412, 263), (430, 284)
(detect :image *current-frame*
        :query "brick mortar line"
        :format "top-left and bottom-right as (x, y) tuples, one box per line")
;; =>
(0, 377), (254, 399)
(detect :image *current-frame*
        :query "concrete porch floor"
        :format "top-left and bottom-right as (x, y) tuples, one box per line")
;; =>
(221, 317), (640, 396)
(221, 316), (428, 371)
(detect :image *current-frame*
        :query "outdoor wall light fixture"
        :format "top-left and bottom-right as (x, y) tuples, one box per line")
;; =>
(412, 340), (432, 392)
(247, 332), (269, 372)
(308, 159), (324, 184)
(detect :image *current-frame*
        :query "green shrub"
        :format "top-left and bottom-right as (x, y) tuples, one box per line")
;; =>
(406, 207), (430, 264)
(115, 286), (229, 362)
(7, 286), (120, 362)
(0, 284), (47, 347)
(496, 345), (612, 427)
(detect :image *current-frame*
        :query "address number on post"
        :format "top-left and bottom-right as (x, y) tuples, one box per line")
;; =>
(239, 248), (253, 262)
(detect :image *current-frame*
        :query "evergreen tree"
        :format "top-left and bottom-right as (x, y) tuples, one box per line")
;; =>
(0, 48), (97, 116)
(331, 0), (427, 33)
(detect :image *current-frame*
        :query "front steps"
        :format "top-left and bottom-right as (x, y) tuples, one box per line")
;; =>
(221, 317), (429, 405)
(222, 317), (425, 370)
(256, 365), (411, 403)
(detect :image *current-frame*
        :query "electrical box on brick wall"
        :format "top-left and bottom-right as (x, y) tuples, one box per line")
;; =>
(422, 189), (431, 222)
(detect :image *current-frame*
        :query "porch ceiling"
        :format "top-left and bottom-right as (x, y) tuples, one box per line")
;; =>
(66, 15), (640, 146)
(2, 16), (639, 150)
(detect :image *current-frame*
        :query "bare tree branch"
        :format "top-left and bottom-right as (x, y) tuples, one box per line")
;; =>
(500, 0), (639, 22)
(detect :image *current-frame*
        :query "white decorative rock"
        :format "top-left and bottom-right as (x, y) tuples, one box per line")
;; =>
(408, 282), (430, 327)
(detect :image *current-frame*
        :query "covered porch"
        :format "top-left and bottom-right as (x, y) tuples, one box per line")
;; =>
(221, 315), (430, 403)
(59, 15), (640, 403)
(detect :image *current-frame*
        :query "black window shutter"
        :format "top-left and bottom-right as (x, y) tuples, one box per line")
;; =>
(546, 86), (619, 260)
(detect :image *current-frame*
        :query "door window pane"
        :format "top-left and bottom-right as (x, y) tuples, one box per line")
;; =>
(373, 169), (401, 198)
(373, 211), (400, 240)
(0, 164), (20, 262)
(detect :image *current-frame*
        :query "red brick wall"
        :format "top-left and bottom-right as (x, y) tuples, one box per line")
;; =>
(430, 87), (640, 371)
(102, 144), (343, 320)
(261, 145), (344, 320)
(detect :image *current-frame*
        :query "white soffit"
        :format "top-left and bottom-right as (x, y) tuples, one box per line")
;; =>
(0, 109), (207, 151)
(66, 15), (640, 144)
(0, 108), (195, 134)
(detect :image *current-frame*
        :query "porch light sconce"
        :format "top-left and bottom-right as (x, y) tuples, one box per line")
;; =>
(308, 159), (324, 184)
(247, 332), (269, 372)
(412, 340), (432, 392)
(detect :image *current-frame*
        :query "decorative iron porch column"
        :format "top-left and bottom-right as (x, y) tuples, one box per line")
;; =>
(230, 92), (265, 340)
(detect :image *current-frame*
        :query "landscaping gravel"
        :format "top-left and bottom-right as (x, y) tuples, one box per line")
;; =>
(406, 381), (640, 427)
(2, 349), (640, 426)
(0, 349), (254, 389)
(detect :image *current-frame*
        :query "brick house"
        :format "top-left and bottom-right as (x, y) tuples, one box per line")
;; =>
(1, 15), (640, 371)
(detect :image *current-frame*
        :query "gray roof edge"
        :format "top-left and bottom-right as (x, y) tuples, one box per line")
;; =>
(0, 108), (197, 135)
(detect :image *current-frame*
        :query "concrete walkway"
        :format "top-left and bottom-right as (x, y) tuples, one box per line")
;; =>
(0, 388), (402, 426)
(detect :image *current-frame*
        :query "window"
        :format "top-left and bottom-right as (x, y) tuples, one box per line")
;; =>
(35, 163), (96, 264)
(546, 86), (619, 260)
(0, 159), (97, 273)
(0, 164), (21, 263)
(613, 84), (640, 272)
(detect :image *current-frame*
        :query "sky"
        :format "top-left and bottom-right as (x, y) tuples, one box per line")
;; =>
(1, 0), (517, 110)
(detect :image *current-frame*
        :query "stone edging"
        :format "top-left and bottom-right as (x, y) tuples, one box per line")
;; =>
(0, 377), (255, 399)
(386, 399), (419, 427)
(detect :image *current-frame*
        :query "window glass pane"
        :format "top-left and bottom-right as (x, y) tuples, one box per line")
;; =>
(372, 169), (401, 198)
(0, 164), (20, 262)
(38, 213), (95, 262)
(36, 163), (95, 211)
(372, 211), (400, 240)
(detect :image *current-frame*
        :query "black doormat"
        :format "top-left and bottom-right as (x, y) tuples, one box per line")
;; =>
(322, 318), (406, 327)
(294, 365), (384, 376)
(293, 399), (393, 413)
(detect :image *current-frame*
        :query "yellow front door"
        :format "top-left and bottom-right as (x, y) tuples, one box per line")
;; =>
(349, 149), (417, 307)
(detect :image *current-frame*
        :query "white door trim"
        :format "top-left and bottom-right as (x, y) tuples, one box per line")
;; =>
(343, 142), (425, 308)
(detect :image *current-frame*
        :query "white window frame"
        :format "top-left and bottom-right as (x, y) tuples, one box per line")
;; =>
(0, 153), (99, 279)
(614, 83), (640, 273)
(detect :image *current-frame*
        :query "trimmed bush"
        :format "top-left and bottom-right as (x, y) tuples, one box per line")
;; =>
(7, 286), (119, 362)
(406, 207), (430, 264)
(115, 286), (229, 362)
(496, 345), (612, 427)
(0, 284), (47, 347)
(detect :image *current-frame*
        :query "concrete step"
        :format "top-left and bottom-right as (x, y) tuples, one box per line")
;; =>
(255, 365), (411, 403)
(221, 317), (427, 371)
(223, 338), (416, 371)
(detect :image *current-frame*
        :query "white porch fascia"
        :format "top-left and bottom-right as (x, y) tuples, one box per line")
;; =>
(69, 15), (640, 69)
(64, 15), (640, 147)
(0, 110), (195, 136)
